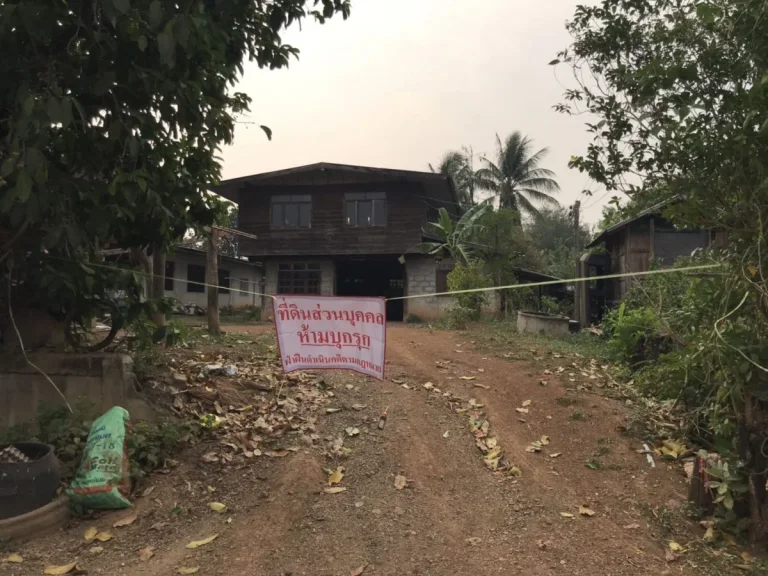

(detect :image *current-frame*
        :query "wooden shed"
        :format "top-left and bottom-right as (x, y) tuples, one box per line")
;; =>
(576, 201), (711, 325)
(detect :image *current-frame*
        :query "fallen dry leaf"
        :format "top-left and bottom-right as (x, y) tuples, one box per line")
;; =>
(4, 553), (23, 563)
(94, 531), (112, 542)
(579, 506), (596, 517)
(208, 502), (227, 513)
(459, 376), (476, 381)
(113, 510), (138, 528)
(537, 540), (552, 550)
(394, 475), (408, 490)
(704, 526), (715, 541)
(423, 382), (434, 390)
(442, 430), (450, 438)
(473, 382), (490, 389)
(84, 526), (98, 542)
(324, 487), (347, 494)
(176, 568), (200, 575)
(668, 541), (685, 553)
(186, 534), (219, 549)
(142, 486), (155, 497)
(207, 485), (216, 494)
(665, 549), (678, 563)
(89, 547), (104, 555)
(139, 546), (155, 562)
(522, 399), (532, 407)
(351, 404), (367, 410)
(465, 536), (482, 546)
(328, 467), (345, 485)
(44, 561), (78, 575)
(549, 452), (562, 458)
(350, 564), (368, 576)
(540, 435), (551, 445)
(345, 427), (360, 437)
(515, 408), (529, 414)
(560, 512), (575, 518)
(624, 523), (641, 530)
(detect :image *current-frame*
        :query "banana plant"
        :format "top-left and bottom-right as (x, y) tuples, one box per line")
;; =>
(400, 202), (490, 265)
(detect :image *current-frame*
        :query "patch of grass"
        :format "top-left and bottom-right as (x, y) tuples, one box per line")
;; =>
(595, 438), (612, 456)
(465, 319), (610, 361)
(556, 396), (579, 407)
(585, 457), (601, 470)
(570, 410), (586, 421)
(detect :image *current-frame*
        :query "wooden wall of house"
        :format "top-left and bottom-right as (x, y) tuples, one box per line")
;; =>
(237, 181), (429, 257)
(605, 216), (710, 299)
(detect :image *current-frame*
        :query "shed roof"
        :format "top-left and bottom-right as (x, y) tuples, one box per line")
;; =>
(586, 199), (673, 248)
(211, 162), (461, 214)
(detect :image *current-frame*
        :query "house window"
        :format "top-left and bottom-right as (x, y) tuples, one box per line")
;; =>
(165, 261), (175, 291)
(278, 263), (321, 294)
(187, 264), (205, 293)
(218, 269), (230, 294)
(345, 192), (386, 227)
(239, 278), (249, 295)
(271, 195), (311, 229)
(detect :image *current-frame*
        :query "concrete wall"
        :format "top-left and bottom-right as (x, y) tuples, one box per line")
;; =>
(165, 250), (262, 309)
(0, 353), (153, 427)
(403, 256), (499, 320)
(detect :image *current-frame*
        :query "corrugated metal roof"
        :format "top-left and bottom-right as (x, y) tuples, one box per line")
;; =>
(586, 198), (674, 248)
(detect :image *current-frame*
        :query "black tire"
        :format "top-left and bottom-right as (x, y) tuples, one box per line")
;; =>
(64, 301), (121, 352)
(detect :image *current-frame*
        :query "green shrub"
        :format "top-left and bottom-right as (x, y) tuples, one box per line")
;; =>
(446, 306), (474, 330)
(405, 313), (423, 324)
(605, 303), (665, 365)
(245, 305), (261, 321)
(447, 260), (491, 320)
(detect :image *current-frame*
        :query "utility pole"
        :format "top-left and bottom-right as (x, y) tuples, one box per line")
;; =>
(573, 200), (582, 279)
(206, 230), (220, 334)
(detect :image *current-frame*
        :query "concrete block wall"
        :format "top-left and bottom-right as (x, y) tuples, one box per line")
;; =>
(0, 353), (154, 427)
(404, 256), (453, 319)
(404, 256), (500, 320)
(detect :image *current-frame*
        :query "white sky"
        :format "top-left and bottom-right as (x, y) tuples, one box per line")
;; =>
(220, 0), (612, 223)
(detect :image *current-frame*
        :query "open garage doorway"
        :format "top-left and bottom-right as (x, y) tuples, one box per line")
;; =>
(336, 257), (404, 321)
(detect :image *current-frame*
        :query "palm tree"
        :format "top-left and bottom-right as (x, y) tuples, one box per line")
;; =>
(429, 146), (479, 207)
(400, 202), (490, 265)
(476, 132), (560, 217)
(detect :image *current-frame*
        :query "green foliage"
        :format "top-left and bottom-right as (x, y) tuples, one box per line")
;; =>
(403, 202), (490, 264)
(0, 0), (350, 325)
(540, 295), (571, 317)
(446, 260), (490, 319)
(475, 132), (560, 216)
(445, 306), (474, 330)
(429, 146), (479, 208)
(0, 400), (191, 484)
(405, 313), (423, 324)
(605, 305), (662, 365)
(525, 206), (589, 279)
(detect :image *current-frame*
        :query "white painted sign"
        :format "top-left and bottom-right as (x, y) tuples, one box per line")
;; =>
(273, 295), (386, 379)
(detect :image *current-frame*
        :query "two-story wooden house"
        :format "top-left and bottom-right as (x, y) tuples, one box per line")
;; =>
(212, 163), (462, 321)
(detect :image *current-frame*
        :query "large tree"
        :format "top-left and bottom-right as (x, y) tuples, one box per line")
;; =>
(0, 0), (350, 329)
(557, 0), (768, 540)
(476, 132), (560, 216)
(429, 146), (479, 208)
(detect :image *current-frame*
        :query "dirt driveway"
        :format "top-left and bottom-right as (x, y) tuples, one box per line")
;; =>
(9, 325), (701, 576)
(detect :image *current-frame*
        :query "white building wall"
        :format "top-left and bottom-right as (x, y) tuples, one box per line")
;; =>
(164, 250), (262, 310)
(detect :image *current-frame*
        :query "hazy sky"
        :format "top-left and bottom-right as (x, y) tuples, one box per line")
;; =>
(221, 0), (611, 223)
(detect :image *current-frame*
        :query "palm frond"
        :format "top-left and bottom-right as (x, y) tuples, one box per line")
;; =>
(518, 187), (561, 207)
(514, 193), (541, 218)
(518, 176), (561, 194)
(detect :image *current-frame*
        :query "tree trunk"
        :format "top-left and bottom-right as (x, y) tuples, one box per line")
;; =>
(151, 250), (167, 329)
(130, 247), (152, 298)
(206, 232), (220, 334)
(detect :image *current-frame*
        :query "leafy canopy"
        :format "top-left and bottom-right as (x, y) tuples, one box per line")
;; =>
(403, 202), (490, 265)
(0, 0), (350, 314)
(475, 132), (560, 216)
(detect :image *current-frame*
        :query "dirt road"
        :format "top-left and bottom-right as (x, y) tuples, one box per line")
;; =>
(10, 325), (695, 576)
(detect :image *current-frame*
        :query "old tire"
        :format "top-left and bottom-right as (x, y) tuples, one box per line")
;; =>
(0, 442), (60, 520)
(0, 495), (70, 541)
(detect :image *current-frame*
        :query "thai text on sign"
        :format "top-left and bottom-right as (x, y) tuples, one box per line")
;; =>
(273, 295), (386, 379)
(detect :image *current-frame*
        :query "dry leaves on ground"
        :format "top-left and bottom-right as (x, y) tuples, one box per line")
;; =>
(394, 475), (408, 490)
(139, 546), (155, 562)
(328, 467), (345, 485)
(112, 510), (138, 528)
(324, 487), (347, 494)
(177, 568), (200, 575)
(4, 554), (23, 563)
(579, 506), (596, 517)
(208, 502), (227, 513)
(43, 561), (79, 575)
(186, 534), (219, 549)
